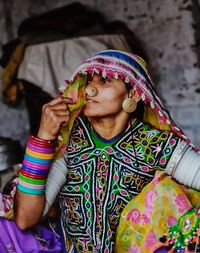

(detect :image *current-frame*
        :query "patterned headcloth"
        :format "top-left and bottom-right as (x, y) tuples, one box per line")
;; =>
(55, 50), (191, 158)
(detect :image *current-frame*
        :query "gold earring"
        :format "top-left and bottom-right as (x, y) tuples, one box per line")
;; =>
(122, 97), (137, 113)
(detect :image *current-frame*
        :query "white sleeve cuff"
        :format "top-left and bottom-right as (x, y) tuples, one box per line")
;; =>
(166, 140), (200, 190)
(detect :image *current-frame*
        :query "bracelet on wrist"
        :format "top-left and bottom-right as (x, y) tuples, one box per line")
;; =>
(17, 135), (55, 195)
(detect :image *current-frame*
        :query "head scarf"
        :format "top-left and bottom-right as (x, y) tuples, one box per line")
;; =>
(55, 50), (191, 158)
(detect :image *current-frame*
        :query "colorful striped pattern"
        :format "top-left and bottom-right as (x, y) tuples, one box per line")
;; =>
(69, 49), (191, 145)
(17, 136), (55, 195)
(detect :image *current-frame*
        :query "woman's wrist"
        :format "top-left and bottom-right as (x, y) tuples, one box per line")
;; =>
(17, 135), (55, 195)
(37, 130), (58, 142)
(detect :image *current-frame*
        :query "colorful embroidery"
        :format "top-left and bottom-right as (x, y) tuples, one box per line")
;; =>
(59, 116), (180, 252)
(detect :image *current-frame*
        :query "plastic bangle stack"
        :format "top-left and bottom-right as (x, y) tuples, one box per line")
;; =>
(17, 136), (55, 195)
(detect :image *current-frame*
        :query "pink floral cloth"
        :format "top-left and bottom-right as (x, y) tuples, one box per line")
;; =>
(115, 171), (200, 253)
(0, 178), (18, 220)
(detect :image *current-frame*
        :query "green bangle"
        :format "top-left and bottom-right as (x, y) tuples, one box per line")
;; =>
(19, 172), (47, 185)
(17, 184), (45, 195)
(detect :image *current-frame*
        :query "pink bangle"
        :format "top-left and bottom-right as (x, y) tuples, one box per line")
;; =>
(29, 136), (55, 149)
(27, 143), (54, 154)
(18, 179), (46, 190)
(23, 158), (51, 170)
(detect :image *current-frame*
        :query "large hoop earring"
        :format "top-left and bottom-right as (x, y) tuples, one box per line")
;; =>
(122, 98), (137, 113)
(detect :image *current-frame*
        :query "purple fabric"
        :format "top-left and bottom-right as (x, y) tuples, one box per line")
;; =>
(0, 217), (63, 253)
(153, 246), (168, 253)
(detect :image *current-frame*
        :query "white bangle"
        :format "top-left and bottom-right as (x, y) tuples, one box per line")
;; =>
(165, 140), (189, 176)
(172, 145), (200, 190)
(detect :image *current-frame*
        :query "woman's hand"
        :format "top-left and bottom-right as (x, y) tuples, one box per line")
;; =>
(37, 96), (74, 141)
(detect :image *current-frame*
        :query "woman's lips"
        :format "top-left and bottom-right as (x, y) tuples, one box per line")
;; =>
(87, 99), (96, 103)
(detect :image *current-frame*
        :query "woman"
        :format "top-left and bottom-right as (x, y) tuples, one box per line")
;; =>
(15, 50), (200, 253)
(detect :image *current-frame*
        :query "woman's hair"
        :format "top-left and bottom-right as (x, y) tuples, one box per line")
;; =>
(131, 100), (145, 121)
(125, 83), (145, 121)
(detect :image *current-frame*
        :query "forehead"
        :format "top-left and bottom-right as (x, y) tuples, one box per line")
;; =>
(86, 74), (128, 92)
(87, 73), (125, 83)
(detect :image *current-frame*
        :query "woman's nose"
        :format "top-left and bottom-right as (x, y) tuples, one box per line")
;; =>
(85, 85), (98, 97)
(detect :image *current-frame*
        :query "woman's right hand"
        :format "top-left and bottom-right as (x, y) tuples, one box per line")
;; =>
(37, 96), (74, 141)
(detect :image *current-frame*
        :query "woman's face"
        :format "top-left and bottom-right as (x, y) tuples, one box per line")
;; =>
(83, 74), (128, 118)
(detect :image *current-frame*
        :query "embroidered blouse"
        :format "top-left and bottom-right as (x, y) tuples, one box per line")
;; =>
(59, 116), (180, 252)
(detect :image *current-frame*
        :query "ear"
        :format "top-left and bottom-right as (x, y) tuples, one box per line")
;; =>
(129, 88), (141, 103)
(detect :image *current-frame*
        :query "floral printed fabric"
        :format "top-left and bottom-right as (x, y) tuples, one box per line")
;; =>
(115, 171), (200, 253)
(0, 178), (18, 220)
(55, 75), (87, 159)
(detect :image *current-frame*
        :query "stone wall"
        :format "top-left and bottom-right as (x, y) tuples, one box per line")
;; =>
(0, 0), (200, 147)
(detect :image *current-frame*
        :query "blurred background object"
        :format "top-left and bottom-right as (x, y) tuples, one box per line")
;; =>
(0, 137), (22, 191)
(0, 0), (200, 187)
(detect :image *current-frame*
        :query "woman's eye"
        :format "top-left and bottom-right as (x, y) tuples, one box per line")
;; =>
(101, 77), (110, 84)
(86, 75), (92, 84)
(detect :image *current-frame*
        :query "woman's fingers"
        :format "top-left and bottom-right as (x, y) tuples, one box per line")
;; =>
(50, 103), (68, 111)
(48, 110), (69, 124)
(43, 97), (75, 114)
(44, 103), (68, 115)
(37, 97), (75, 140)
(47, 96), (74, 106)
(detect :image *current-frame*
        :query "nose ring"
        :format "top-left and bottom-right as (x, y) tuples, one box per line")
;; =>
(85, 86), (98, 97)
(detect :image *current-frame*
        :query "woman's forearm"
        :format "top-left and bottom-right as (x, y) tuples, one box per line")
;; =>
(14, 97), (71, 229)
(15, 191), (45, 229)
(14, 135), (55, 229)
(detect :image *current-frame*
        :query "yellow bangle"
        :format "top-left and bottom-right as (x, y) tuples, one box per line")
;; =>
(26, 147), (54, 160)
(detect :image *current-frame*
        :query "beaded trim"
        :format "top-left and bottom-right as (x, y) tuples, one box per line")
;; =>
(68, 50), (191, 144)
(158, 206), (200, 252)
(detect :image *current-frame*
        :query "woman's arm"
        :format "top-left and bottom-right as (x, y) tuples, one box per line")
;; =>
(14, 97), (72, 229)
(15, 192), (45, 229)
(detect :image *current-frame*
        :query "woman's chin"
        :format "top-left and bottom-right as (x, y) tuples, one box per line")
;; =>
(83, 108), (103, 118)
(83, 111), (98, 118)
(83, 108), (95, 117)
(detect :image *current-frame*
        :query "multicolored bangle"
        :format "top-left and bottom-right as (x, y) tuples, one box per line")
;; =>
(21, 165), (49, 175)
(18, 184), (45, 195)
(27, 143), (54, 154)
(22, 158), (51, 170)
(17, 135), (55, 195)
(20, 169), (48, 180)
(18, 172), (46, 185)
(26, 148), (54, 159)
